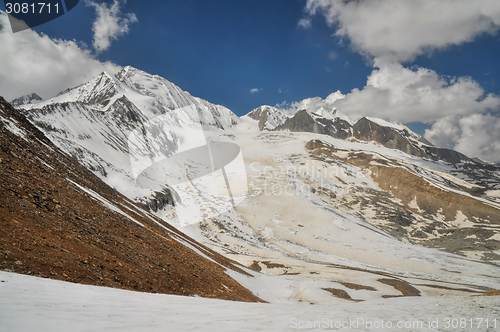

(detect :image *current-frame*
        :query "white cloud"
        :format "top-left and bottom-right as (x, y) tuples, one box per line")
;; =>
(333, 58), (500, 123)
(0, 12), (121, 101)
(278, 90), (345, 116)
(298, 18), (312, 29)
(305, 0), (500, 62)
(250, 88), (262, 94)
(87, 0), (138, 53)
(300, 0), (500, 161)
(275, 101), (289, 109)
(301, 0), (500, 124)
(425, 113), (500, 163)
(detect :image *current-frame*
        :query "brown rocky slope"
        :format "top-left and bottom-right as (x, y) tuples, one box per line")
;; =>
(0, 96), (262, 302)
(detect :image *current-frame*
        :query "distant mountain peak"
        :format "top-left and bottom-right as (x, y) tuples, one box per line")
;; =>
(10, 93), (42, 107)
(245, 105), (289, 130)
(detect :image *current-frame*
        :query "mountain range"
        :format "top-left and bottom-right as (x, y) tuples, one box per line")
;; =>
(2, 66), (500, 306)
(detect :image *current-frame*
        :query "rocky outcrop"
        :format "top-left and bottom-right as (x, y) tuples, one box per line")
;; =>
(275, 109), (352, 139)
(352, 117), (489, 166)
(352, 117), (428, 157)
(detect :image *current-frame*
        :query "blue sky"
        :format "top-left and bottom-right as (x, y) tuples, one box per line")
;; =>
(1, 0), (500, 161)
(2, 1), (373, 115)
(1, 0), (499, 117)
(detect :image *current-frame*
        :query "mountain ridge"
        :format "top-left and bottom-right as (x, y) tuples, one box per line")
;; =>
(245, 103), (500, 169)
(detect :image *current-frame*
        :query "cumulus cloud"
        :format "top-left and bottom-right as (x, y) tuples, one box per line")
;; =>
(87, 0), (138, 53)
(304, 0), (500, 62)
(276, 91), (346, 116)
(0, 12), (121, 101)
(299, 0), (500, 160)
(288, 90), (345, 113)
(333, 58), (500, 123)
(425, 113), (500, 163)
(250, 88), (262, 94)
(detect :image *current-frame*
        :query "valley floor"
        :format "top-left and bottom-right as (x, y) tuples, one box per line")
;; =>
(1, 271), (499, 332)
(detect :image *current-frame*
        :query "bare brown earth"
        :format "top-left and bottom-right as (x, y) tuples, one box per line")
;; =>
(480, 289), (500, 296)
(248, 260), (262, 272)
(378, 278), (421, 297)
(339, 281), (377, 291)
(0, 96), (262, 302)
(322, 288), (363, 302)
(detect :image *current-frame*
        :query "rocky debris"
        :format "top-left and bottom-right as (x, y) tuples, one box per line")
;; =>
(0, 96), (262, 302)
(339, 282), (377, 291)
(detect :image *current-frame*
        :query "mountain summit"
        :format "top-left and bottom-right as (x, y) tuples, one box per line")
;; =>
(10, 92), (42, 107)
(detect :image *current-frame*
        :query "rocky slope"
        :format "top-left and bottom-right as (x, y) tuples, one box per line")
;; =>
(0, 96), (261, 302)
(305, 138), (500, 261)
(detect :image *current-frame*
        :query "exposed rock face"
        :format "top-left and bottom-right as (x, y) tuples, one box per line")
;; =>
(352, 117), (499, 168)
(275, 109), (352, 139)
(352, 117), (427, 157)
(10, 93), (42, 107)
(251, 106), (495, 168)
(0, 96), (262, 302)
(137, 189), (175, 213)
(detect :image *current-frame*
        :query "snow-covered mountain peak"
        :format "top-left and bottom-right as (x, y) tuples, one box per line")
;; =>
(310, 106), (353, 125)
(79, 71), (118, 105)
(244, 105), (289, 130)
(10, 92), (43, 107)
(22, 71), (120, 109)
(16, 66), (241, 224)
(20, 66), (239, 130)
(364, 116), (411, 133)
